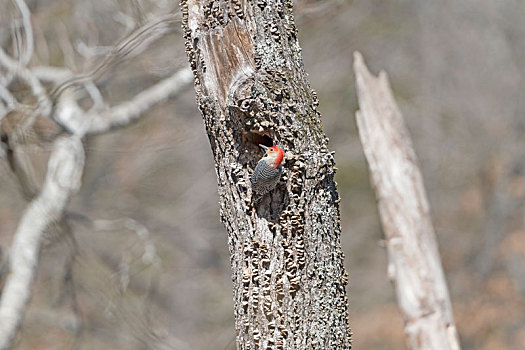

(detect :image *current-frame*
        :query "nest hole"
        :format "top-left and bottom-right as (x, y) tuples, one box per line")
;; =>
(243, 130), (274, 148)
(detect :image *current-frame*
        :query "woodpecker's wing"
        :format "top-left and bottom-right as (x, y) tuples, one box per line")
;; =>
(251, 160), (265, 187)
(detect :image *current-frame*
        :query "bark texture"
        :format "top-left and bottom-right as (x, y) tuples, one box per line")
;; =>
(353, 52), (460, 350)
(181, 2), (351, 349)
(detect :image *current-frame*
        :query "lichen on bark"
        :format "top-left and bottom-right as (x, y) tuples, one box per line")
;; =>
(181, 1), (351, 348)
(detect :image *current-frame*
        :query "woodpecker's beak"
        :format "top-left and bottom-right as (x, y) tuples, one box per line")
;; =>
(259, 144), (268, 153)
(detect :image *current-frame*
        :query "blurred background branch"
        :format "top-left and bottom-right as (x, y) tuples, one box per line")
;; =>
(354, 51), (460, 350)
(0, 135), (84, 350)
(0, 0), (193, 348)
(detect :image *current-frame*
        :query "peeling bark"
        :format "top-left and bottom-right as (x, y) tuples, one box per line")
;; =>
(181, 1), (351, 349)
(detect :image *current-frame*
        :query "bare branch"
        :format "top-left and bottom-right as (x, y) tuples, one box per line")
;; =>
(0, 0), (41, 117)
(353, 51), (460, 350)
(31, 65), (72, 82)
(0, 85), (17, 119)
(32, 66), (104, 110)
(0, 6), (190, 348)
(0, 48), (51, 117)
(12, 0), (34, 66)
(51, 13), (182, 99)
(0, 61), (189, 350)
(84, 82), (104, 110)
(54, 67), (193, 136)
(0, 135), (85, 350)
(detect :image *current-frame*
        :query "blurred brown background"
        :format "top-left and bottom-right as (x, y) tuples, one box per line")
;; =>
(1, 0), (525, 349)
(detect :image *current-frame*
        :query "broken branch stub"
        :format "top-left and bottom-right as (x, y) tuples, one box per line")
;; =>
(353, 51), (460, 350)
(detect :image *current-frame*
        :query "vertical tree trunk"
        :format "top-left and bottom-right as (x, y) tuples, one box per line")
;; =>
(180, 1), (351, 349)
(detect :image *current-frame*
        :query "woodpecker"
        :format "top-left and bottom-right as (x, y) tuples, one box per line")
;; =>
(251, 144), (284, 201)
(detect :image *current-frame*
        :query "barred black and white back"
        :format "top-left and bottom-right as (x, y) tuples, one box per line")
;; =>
(251, 161), (282, 201)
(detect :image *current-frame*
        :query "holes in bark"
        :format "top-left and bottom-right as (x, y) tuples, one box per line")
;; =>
(192, 37), (199, 51)
(242, 130), (273, 149)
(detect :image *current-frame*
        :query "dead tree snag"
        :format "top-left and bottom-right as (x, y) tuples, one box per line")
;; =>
(353, 52), (461, 350)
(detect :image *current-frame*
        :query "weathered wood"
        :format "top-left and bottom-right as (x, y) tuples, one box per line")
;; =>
(181, 1), (351, 349)
(353, 51), (460, 350)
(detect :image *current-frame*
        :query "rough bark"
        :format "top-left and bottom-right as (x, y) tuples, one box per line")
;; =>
(181, 1), (351, 349)
(353, 52), (460, 350)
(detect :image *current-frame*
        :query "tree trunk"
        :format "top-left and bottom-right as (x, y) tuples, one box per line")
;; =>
(180, 2), (351, 349)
